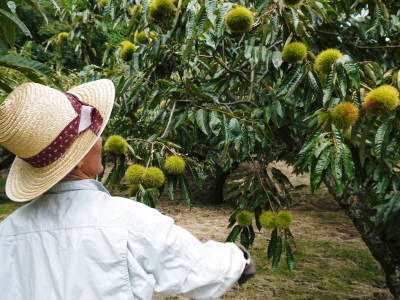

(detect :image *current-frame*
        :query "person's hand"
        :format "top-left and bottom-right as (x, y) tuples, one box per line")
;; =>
(236, 244), (256, 285)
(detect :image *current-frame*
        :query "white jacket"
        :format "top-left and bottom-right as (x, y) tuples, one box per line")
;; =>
(0, 179), (246, 300)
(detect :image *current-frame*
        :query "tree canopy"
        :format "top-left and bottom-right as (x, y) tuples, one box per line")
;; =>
(0, 0), (400, 297)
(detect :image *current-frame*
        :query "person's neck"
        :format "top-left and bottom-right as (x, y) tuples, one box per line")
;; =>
(62, 169), (93, 181)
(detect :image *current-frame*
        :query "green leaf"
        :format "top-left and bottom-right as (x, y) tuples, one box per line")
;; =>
(228, 210), (239, 228)
(344, 62), (360, 89)
(322, 68), (335, 106)
(359, 126), (367, 167)
(314, 140), (332, 158)
(267, 228), (278, 260)
(195, 109), (210, 135)
(330, 126), (345, 196)
(342, 144), (355, 181)
(0, 38), (7, 54)
(0, 8), (31, 37)
(209, 111), (221, 136)
(183, 9), (197, 60)
(106, 156), (126, 186)
(272, 236), (283, 270)
(205, 0), (217, 25)
(272, 51), (282, 69)
(196, 7), (208, 33)
(311, 146), (332, 191)
(240, 227), (250, 248)
(249, 225), (255, 245)
(225, 225), (241, 242)
(308, 71), (322, 95)
(264, 106), (272, 122)
(0, 79), (12, 93)
(277, 65), (305, 97)
(287, 67), (306, 96)
(292, 10), (299, 30)
(179, 176), (192, 209)
(215, 3), (231, 36)
(0, 55), (52, 81)
(167, 176), (176, 201)
(336, 63), (348, 99)
(228, 118), (241, 139)
(22, 0), (49, 23)
(375, 118), (391, 159)
(285, 239), (295, 271)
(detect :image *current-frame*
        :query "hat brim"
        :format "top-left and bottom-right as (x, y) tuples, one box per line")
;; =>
(5, 79), (115, 202)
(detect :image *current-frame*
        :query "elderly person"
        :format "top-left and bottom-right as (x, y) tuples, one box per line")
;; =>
(0, 80), (255, 300)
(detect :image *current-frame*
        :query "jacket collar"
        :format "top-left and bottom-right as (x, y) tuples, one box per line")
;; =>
(44, 179), (110, 195)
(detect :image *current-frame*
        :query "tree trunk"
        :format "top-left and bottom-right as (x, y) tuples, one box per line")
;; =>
(324, 177), (400, 299)
(209, 162), (239, 204)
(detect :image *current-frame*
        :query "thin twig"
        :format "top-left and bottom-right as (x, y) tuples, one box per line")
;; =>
(173, 52), (213, 58)
(146, 143), (155, 168)
(191, 103), (257, 125)
(213, 56), (251, 83)
(220, 101), (258, 107)
(172, 101), (257, 124)
(353, 44), (400, 49)
(127, 138), (180, 155)
(249, 61), (255, 102)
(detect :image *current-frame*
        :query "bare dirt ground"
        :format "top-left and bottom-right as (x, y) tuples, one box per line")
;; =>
(0, 162), (393, 299)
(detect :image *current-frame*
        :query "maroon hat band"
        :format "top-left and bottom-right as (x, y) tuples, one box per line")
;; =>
(21, 92), (103, 168)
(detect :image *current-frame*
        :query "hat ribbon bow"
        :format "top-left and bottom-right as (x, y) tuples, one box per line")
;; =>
(21, 92), (103, 168)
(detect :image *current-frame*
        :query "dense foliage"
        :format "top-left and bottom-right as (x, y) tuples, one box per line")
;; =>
(1, 0), (400, 296)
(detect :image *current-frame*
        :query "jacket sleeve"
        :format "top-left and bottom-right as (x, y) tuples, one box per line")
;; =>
(126, 201), (246, 299)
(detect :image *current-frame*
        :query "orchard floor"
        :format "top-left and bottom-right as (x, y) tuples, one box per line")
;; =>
(0, 162), (393, 300)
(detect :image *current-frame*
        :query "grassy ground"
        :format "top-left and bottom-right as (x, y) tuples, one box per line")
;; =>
(152, 200), (391, 300)
(0, 163), (393, 299)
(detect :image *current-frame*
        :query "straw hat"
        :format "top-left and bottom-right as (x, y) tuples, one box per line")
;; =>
(0, 79), (115, 202)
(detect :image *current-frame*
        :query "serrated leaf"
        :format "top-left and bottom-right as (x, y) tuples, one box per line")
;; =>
(342, 144), (355, 181)
(331, 126), (344, 182)
(314, 140), (332, 158)
(287, 67), (306, 96)
(344, 62), (360, 89)
(308, 71), (322, 95)
(311, 146), (332, 191)
(323, 68), (336, 106)
(375, 118), (391, 159)
(205, 0), (217, 25)
(337, 64), (348, 98)
(277, 65), (305, 97)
